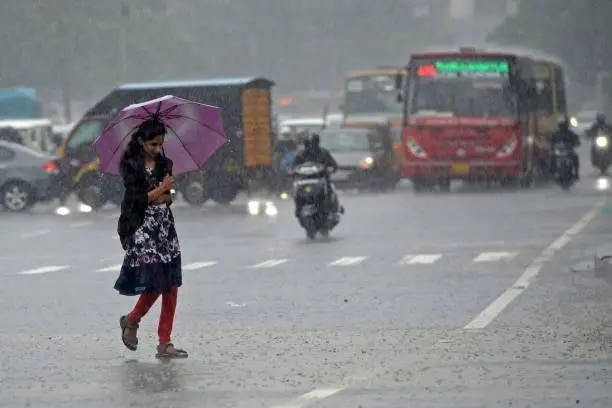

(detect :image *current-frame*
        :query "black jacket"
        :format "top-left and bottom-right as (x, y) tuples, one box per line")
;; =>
(293, 147), (338, 170)
(117, 155), (174, 249)
(551, 128), (580, 149)
(586, 122), (612, 139)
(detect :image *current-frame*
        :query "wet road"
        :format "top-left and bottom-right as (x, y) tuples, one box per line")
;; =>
(2, 163), (612, 407)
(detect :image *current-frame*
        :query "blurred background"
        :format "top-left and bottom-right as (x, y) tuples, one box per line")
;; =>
(0, 0), (609, 124)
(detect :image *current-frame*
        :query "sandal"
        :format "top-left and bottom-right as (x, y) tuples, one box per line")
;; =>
(120, 315), (139, 351)
(156, 342), (188, 359)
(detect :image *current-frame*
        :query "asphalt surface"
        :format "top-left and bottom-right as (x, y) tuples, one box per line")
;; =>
(2, 147), (612, 407)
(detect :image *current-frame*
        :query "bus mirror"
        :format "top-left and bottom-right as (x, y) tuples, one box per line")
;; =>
(394, 72), (402, 90)
(396, 93), (403, 103)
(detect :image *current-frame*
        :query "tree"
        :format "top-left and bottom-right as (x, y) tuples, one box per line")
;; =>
(487, 0), (612, 86)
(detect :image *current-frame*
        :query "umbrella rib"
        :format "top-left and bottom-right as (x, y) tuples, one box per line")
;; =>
(165, 123), (201, 170)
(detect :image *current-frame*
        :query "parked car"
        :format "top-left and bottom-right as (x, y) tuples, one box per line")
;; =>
(0, 140), (59, 212)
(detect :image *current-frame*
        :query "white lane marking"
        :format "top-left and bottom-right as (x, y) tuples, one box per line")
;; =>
(70, 221), (93, 228)
(226, 301), (246, 308)
(21, 229), (50, 238)
(95, 264), (122, 272)
(465, 201), (604, 330)
(250, 259), (288, 268)
(183, 261), (217, 270)
(472, 251), (517, 262)
(102, 212), (120, 220)
(270, 375), (367, 408)
(18, 265), (70, 275)
(329, 256), (367, 266)
(400, 254), (442, 264)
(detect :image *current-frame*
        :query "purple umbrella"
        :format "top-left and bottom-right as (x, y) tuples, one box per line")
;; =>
(92, 95), (228, 176)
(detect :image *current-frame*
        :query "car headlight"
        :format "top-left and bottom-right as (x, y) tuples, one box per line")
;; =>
(570, 117), (578, 127)
(359, 156), (374, 169)
(595, 135), (609, 148)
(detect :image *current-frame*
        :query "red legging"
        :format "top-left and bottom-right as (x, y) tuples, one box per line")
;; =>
(128, 286), (178, 344)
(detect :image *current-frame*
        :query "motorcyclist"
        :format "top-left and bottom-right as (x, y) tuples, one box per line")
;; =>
(292, 134), (342, 214)
(550, 116), (581, 179)
(585, 113), (612, 139)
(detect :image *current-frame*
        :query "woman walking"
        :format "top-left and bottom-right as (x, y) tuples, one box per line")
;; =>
(114, 118), (188, 359)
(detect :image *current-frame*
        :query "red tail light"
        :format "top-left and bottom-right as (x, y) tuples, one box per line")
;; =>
(43, 160), (59, 173)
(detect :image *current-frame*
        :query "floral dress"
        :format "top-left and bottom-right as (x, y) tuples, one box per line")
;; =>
(114, 167), (182, 296)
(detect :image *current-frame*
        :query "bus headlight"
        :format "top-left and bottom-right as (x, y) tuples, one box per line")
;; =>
(359, 156), (374, 169)
(496, 134), (517, 158)
(595, 135), (609, 148)
(405, 138), (427, 158)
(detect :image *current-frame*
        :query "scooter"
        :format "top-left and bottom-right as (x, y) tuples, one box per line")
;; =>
(590, 130), (612, 174)
(292, 162), (342, 240)
(552, 142), (576, 190)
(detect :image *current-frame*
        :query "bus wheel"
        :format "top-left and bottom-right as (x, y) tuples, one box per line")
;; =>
(412, 178), (430, 193)
(438, 178), (451, 192)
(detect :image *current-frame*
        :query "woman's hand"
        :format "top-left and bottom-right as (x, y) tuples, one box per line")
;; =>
(160, 175), (175, 192)
(152, 194), (172, 205)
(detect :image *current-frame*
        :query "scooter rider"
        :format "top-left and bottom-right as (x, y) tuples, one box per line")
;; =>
(292, 134), (342, 214)
(550, 116), (581, 179)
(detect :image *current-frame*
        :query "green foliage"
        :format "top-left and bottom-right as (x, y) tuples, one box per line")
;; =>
(487, 0), (612, 85)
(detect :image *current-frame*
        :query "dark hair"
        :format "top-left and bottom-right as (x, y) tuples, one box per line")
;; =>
(120, 119), (166, 165)
(119, 118), (169, 181)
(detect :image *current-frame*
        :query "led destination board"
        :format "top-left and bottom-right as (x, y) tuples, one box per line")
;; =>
(417, 60), (510, 78)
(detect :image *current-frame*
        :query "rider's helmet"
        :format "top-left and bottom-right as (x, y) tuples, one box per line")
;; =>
(557, 115), (570, 130)
(596, 112), (606, 125)
(310, 133), (321, 149)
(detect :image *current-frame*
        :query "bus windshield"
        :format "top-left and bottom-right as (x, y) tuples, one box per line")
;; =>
(344, 74), (402, 117)
(409, 58), (518, 118)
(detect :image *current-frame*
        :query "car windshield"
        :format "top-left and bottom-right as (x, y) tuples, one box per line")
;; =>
(66, 119), (105, 151)
(319, 131), (370, 152)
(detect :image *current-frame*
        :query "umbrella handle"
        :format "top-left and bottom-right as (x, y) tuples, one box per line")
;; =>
(162, 147), (176, 199)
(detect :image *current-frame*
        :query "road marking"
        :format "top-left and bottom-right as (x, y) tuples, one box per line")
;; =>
(95, 264), (122, 272)
(70, 221), (93, 228)
(18, 265), (70, 275)
(472, 251), (517, 262)
(329, 256), (367, 266)
(250, 259), (288, 268)
(465, 201), (604, 330)
(102, 212), (120, 220)
(400, 254), (442, 264)
(270, 375), (367, 408)
(183, 261), (217, 270)
(21, 229), (50, 238)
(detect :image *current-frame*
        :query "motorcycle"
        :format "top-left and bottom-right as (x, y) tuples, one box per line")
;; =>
(292, 162), (341, 240)
(552, 142), (576, 190)
(590, 130), (611, 174)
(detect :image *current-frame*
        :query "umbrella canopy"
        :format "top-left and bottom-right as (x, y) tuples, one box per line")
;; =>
(93, 95), (228, 176)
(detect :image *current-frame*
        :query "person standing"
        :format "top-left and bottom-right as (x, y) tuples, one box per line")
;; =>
(114, 118), (188, 359)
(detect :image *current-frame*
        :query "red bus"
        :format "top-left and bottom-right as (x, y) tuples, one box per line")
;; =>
(395, 47), (547, 191)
